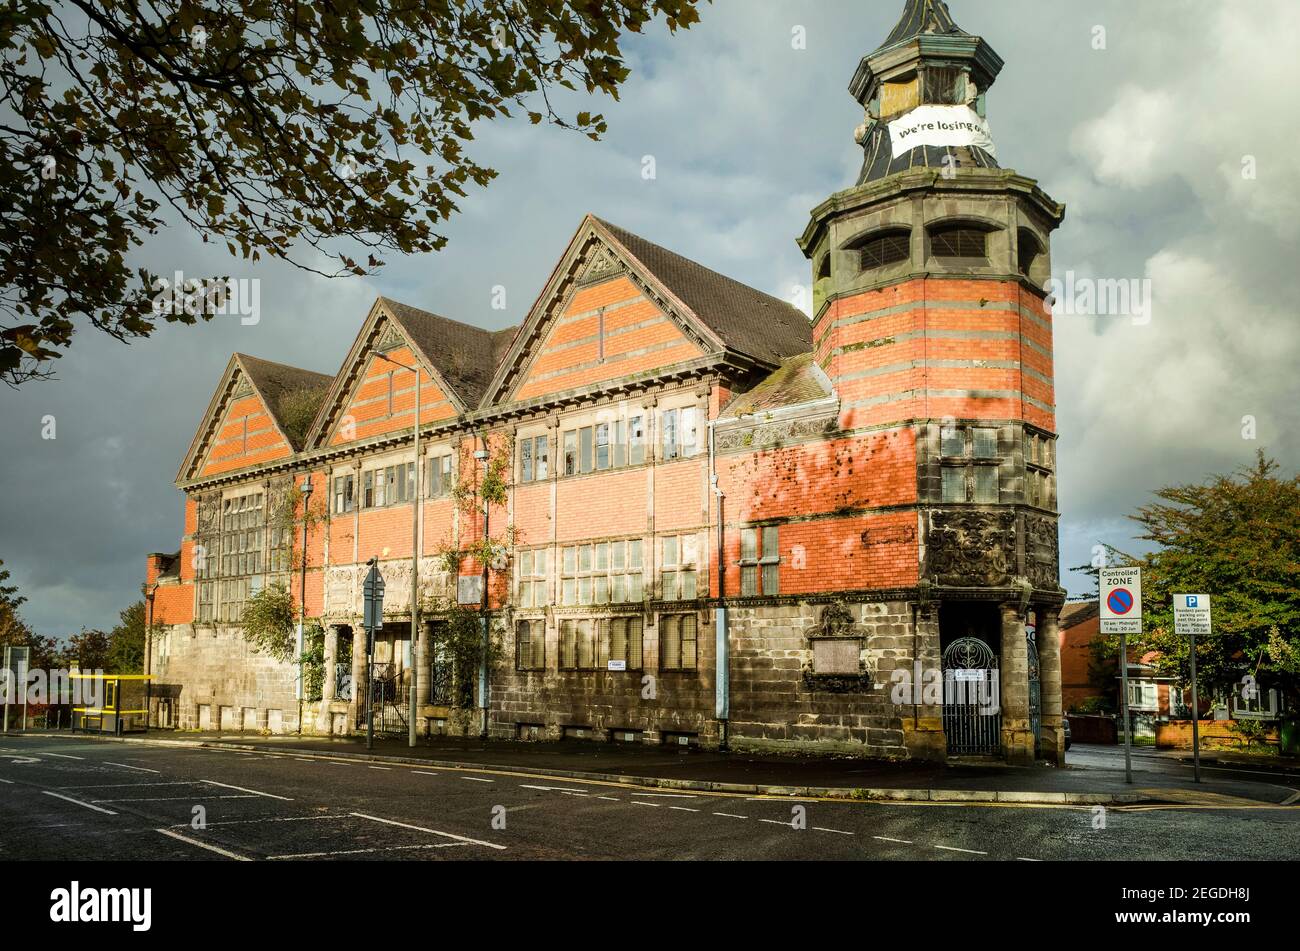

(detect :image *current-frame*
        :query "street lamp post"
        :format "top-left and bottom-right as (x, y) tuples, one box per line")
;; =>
(372, 351), (422, 748)
(297, 476), (313, 735)
(474, 443), (490, 740)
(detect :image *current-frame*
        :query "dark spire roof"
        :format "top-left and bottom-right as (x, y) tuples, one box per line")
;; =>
(875, 0), (967, 55)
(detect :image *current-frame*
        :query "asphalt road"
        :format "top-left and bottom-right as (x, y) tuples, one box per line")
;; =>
(2, 736), (1298, 861)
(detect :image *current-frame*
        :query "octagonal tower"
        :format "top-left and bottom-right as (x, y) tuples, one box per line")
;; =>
(799, 0), (1067, 763)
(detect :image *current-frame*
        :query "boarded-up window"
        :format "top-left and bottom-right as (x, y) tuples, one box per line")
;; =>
(881, 75), (919, 117)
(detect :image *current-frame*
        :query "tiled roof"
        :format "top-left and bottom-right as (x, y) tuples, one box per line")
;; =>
(234, 354), (332, 450)
(380, 297), (518, 410)
(720, 353), (833, 418)
(1060, 601), (1099, 628)
(876, 0), (968, 56)
(594, 218), (813, 367)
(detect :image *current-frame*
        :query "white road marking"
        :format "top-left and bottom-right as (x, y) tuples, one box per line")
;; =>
(413, 771), (439, 777)
(813, 827), (855, 835)
(368, 766), (391, 771)
(57, 781), (195, 789)
(668, 806), (699, 812)
(520, 784), (590, 793)
(269, 842), (468, 860)
(171, 815), (351, 828)
(348, 812), (507, 850)
(873, 836), (913, 844)
(156, 829), (251, 861)
(40, 752), (85, 760)
(41, 791), (117, 815)
(104, 762), (160, 773)
(713, 812), (748, 819)
(595, 796), (620, 802)
(0, 778), (12, 784)
(295, 758), (314, 762)
(759, 819), (795, 827)
(95, 795), (256, 802)
(631, 800), (662, 807)
(460, 776), (494, 783)
(934, 845), (987, 855)
(633, 792), (697, 799)
(200, 779), (293, 801)
(1017, 857), (1043, 862)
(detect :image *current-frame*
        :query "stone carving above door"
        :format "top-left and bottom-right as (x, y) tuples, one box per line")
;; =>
(925, 509), (1016, 587)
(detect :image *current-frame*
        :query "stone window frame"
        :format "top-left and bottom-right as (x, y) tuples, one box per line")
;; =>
(558, 407), (646, 478)
(847, 226), (912, 272)
(361, 460), (416, 509)
(605, 615), (644, 671)
(939, 424), (1001, 504)
(515, 547), (549, 609)
(659, 403), (702, 462)
(332, 473), (355, 514)
(426, 451), (454, 499)
(215, 487), (270, 623)
(738, 525), (780, 597)
(659, 612), (699, 671)
(517, 431), (549, 484)
(1024, 426), (1056, 511)
(560, 537), (644, 607)
(659, 533), (700, 601)
(558, 618), (598, 671)
(926, 219), (999, 265)
(515, 618), (546, 671)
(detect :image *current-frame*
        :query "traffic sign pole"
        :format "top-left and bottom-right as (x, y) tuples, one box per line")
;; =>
(1100, 567), (1143, 785)
(1118, 630), (1132, 784)
(1174, 594), (1211, 784)
(1189, 626), (1199, 783)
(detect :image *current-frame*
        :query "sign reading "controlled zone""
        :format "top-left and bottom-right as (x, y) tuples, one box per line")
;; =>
(1100, 566), (1142, 634)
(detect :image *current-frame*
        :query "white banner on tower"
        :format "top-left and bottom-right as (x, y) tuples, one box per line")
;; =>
(888, 105), (997, 159)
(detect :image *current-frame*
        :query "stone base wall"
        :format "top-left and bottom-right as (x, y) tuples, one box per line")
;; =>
(151, 622), (309, 734)
(727, 600), (943, 760)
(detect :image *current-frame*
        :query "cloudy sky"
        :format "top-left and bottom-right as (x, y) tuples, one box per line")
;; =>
(2, 0), (1296, 637)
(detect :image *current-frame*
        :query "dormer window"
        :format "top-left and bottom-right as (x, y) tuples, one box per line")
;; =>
(929, 223), (989, 262)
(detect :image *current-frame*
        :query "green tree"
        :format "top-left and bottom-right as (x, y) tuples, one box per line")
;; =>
(0, 559), (61, 671)
(62, 628), (112, 670)
(1125, 452), (1299, 728)
(107, 600), (150, 673)
(0, 0), (705, 385)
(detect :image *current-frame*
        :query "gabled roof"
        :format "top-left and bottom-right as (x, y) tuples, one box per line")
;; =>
(235, 354), (332, 450)
(176, 353), (330, 483)
(302, 297), (517, 449)
(594, 218), (812, 367)
(380, 297), (517, 409)
(720, 353), (834, 418)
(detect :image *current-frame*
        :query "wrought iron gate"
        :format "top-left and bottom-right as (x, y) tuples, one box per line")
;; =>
(942, 636), (1001, 755)
(1027, 628), (1041, 756)
(364, 662), (407, 734)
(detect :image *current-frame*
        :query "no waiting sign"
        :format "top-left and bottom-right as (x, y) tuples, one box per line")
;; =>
(1100, 566), (1142, 634)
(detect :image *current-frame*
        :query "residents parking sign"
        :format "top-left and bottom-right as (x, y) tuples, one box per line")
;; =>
(1100, 566), (1142, 634)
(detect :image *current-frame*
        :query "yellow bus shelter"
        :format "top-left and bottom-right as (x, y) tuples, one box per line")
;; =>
(71, 673), (153, 734)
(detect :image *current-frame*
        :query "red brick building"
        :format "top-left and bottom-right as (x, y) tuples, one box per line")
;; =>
(145, 0), (1067, 763)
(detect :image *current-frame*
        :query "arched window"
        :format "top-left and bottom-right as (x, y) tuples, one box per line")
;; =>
(850, 229), (911, 270)
(1017, 228), (1044, 278)
(929, 223), (989, 261)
